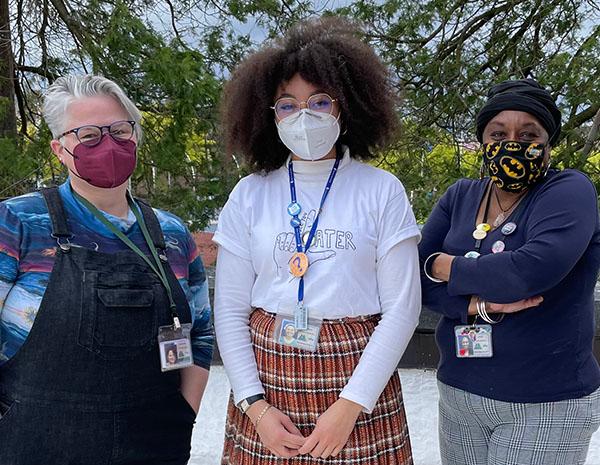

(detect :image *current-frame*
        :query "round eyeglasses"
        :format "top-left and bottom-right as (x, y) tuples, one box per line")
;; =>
(271, 93), (337, 120)
(58, 120), (136, 147)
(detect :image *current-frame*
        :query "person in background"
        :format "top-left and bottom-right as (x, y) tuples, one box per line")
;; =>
(214, 17), (421, 465)
(419, 78), (600, 465)
(0, 74), (213, 465)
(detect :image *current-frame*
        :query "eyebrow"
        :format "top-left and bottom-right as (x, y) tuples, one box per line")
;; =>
(487, 121), (542, 130)
(276, 89), (328, 99)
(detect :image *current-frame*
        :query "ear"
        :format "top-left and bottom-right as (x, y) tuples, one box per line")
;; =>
(544, 145), (552, 164)
(50, 139), (65, 164)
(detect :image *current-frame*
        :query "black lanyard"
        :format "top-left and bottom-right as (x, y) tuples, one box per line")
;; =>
(474, 182), (494, 254)
(72, 190), (181, 327)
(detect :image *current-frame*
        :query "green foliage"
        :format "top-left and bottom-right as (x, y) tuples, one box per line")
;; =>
(4, 0), (600, 223)
(4, 0), (235, 230)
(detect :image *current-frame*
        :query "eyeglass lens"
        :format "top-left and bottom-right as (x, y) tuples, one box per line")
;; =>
(274, 93), (334, 119)
(76, 121), (134, 146)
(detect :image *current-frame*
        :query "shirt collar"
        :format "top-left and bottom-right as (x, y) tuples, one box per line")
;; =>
(283, 146), (352, 180)
(60, 180), (136, 235)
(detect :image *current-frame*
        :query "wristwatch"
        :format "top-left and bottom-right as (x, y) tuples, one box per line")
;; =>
(237, 394), (265, 413)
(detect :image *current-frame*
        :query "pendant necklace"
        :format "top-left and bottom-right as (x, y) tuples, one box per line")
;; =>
(492, 187), (525, 228)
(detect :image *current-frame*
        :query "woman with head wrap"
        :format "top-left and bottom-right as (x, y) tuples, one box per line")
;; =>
(419, 78), (600, 465)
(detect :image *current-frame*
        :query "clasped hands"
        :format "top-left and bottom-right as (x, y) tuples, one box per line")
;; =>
(245, 397), (363, 459)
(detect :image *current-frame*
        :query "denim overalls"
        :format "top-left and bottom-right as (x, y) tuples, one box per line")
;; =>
(0, 188), (196, 465)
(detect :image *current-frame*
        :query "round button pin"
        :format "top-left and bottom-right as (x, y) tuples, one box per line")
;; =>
(287, 202), (302, 217)
(289, 252), (309, 277)
(477, 223), (491, 232)
(464, 251), (481, 259)
(290, 217), (301, 228)
(492, 240), (505, 254)
(473, 229), (487, 240)
(501, 222), (517, 236)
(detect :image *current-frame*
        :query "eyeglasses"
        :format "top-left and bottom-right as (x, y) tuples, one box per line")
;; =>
(58, 120), (136, 147)
(271, 93), (337, 120)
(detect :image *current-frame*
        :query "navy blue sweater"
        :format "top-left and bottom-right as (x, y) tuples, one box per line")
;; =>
(419, 169), (600, 402)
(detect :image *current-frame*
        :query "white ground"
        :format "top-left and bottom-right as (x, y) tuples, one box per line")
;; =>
(190, 366), (600, 465)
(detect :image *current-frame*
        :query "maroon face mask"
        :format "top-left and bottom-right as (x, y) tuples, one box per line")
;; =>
(68, 137), (137, 188)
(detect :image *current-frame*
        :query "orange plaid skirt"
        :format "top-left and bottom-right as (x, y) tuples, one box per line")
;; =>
(221, 309), (413, 464)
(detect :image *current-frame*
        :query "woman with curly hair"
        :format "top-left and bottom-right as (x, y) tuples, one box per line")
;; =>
(213, 17), (420, 464)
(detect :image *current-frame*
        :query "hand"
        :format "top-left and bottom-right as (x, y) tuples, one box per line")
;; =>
(431, 253), (455, 282)
(180, 365), (209, 414)
(298, 398), (363, 458)
(468, 296), (543, 315)
(488, 296), (544, 313)
(246, 400), (306, 458)
(272, 209), (336, 278)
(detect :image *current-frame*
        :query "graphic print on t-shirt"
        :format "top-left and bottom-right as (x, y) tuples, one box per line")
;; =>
(272, 209), (356, 280)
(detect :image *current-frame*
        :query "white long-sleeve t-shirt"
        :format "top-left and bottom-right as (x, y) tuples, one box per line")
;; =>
(213, 150), (422, 412)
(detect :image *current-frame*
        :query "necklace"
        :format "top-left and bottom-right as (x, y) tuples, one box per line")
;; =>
(492, 187), (524, 227)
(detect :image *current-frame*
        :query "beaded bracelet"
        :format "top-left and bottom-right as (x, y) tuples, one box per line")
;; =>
(253, 404), (272, 429)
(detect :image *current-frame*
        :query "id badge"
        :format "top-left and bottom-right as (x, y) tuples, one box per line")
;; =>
(454, 325), (493, 358)
(273, 313), (322, 352)
(158, 322), (194, 371)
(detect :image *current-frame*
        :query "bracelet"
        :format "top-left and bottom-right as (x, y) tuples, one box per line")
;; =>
(253, 404), (272, 429)
(423, 253), (444, 283)
(476, 296), (504, 324)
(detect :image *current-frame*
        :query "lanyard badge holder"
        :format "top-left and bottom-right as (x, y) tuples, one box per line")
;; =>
(454, 320), (493, 358)
(273, 156), (341, 352)
(456, 180), (532, 358)
(73, 190), (193, 372)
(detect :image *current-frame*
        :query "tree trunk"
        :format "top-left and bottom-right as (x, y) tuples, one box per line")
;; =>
(0, 0), (16, 137)
(580, 107), (600, 164)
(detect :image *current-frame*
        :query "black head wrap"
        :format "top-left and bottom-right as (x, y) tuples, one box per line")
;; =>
(476, 79), (561, 146)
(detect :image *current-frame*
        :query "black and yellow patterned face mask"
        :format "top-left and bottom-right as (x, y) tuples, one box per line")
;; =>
(482, 141), (546, 193)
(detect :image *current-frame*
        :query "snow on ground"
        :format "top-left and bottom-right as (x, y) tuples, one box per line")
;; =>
(190, 366), (600, 465)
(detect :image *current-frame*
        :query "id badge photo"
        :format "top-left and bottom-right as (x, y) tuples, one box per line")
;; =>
(158, 323), (194, 371)
(273, 304), (323, 352)
(454, 324), (493, 358)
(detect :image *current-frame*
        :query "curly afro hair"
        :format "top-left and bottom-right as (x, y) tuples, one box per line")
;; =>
(220, 16), (399, 173)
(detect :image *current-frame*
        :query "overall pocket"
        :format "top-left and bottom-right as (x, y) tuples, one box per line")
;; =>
(79, 271), (161, 360)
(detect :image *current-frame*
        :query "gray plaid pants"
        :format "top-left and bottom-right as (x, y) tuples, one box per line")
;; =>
(438, 381), (600, 465)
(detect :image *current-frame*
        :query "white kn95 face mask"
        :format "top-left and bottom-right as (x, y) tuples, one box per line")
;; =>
(276, 109), (341, 161)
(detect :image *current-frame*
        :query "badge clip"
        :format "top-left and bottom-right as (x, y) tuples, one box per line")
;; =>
(173, 316), (181, 330)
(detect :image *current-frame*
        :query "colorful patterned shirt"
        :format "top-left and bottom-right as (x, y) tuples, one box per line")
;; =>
(0, 181), (213, 369)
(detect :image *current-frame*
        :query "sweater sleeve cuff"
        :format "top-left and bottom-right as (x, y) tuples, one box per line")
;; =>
(447, 256), (478, 297)
(377, 225), (421, 261)
(213, 231), (252, 261)
(233, 384), (266, 406)
(339, 387), (376, 414)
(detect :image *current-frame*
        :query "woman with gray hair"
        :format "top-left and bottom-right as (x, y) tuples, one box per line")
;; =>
(0, 74), (213, 464)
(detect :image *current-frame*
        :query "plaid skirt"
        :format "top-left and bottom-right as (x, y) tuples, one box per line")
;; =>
(221, 308), (413, 465)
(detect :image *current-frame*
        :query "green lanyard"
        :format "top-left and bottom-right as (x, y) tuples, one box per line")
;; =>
(72, 190), (181, 328)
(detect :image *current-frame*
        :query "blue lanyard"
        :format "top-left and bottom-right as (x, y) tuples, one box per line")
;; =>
(287, 156), (341, 304)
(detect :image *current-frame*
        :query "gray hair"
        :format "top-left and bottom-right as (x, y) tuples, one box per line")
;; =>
(42, 75), (143, 142)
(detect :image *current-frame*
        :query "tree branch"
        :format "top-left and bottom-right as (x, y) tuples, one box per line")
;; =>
(16, 64), (59, 81)
(48, 0), (87, 47)
(163, 0), (189, 49)
(579, 107), (600, 162)
(561, 103), (600, 141)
